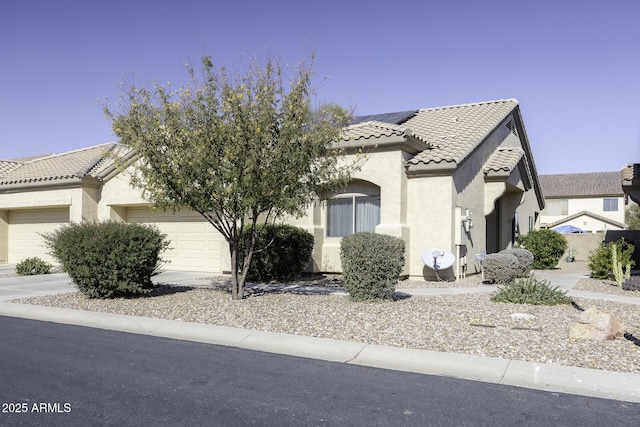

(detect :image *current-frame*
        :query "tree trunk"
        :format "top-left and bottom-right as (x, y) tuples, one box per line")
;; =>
(227, 221), (259, 300)
(229, 243), (244, 300)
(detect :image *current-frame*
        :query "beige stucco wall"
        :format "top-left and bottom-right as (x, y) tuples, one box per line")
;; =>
(98, 170), (151, 221)
(0, 185), (107, 223)
(406, 174), (453, 278)
(563, 233), (604, 262)
(284, 149), (411, 274)
(409, 113), (544, 279)
(0, 187), (76, 213)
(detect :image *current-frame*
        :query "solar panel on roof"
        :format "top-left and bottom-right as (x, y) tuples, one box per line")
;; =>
(351, 110), (418, 125)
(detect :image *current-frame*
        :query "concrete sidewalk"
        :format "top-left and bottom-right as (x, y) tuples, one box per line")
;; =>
(1, 265), (640, 403)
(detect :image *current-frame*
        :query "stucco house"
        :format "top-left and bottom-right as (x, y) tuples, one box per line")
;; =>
(539, 172), (626, 233)
(0, 99), (544, 280)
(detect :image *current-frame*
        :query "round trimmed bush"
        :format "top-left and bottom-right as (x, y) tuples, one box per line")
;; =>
(500, 248), (534, 278)
(239, 224), (314, 282)
(16, 257), (52, 276)
(483, 253), (519, 284)
(518, 229), (568, 270)
(43, 221), (169, 298)
(340, 232), (405, 301)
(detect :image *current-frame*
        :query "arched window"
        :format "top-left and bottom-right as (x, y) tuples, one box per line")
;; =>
(326, 181), (380, 237)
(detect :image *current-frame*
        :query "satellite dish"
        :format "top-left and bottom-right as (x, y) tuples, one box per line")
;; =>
(421, 248), (456, 270)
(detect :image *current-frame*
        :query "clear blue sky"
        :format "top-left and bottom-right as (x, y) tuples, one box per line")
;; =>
(1, 0), (639, 175)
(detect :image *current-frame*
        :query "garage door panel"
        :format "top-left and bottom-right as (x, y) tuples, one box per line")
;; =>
(127, 207), (224, 272)
(8, 208), (69, 264)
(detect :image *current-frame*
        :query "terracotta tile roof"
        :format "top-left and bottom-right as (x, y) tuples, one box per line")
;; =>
(405, 99), (518, 167)
(484, 147), (524, 176)
(0, 143), (128, 186)
(539, 172), (623, 198)
(0, 160), (22, 176)
(340, 120), (430, 145)
(342, 99), (520, 170)
(9, 154), (53, 162)
(622, 163), (640, 185)
(341, 121), (408, 141)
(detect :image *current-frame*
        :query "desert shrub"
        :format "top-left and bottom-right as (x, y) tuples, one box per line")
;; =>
(239, 224), (314, 282)
(518, 229), (568, 269)
(340, 232), (405, 301)
(491, 275), (572, 305)
(588, 238), (635, 280)
(43, 221), (169, 298)
(482, 253), (519, 284)
(15, 257), (52, 276)
(500, 248), (534, 278)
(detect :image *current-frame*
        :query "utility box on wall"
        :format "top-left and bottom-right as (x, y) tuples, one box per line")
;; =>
(454, 207), (473, 245)
(454, 206), (473, 279)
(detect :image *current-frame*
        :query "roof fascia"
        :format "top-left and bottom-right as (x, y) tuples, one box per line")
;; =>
(406, 160), (457, 177)
(0, 177), (84, 193)
(98, 149), (139, 182)
(547, 210), (625, 229)
(545, 193), (625, 199)
(511, 105), (545, 210)
(336, 134), (429, 155)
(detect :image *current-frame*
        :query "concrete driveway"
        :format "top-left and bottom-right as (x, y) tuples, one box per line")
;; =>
(0, 265), (76, 301)
(0, 265), (210, 301)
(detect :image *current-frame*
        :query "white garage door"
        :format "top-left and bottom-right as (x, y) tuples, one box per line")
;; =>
(127, 207), (226, 273)
(8, 208), (70, 264)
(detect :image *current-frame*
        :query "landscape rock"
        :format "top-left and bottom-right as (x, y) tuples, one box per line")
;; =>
(510, 313), (535, 320)
(569, 307), (625, 341)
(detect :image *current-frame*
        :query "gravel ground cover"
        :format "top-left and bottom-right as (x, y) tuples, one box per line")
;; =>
(573, 277), (640, 296)
(12, 273), (640, 374)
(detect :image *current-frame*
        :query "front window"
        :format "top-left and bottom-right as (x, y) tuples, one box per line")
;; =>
(327, 196), (380, 237)
(603, 198), (618, 212)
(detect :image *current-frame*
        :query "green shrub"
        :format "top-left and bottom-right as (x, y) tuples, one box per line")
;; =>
(340, 232), (405, 301)
(44, 221), (169, 298)
(518, 229), (568, 269)
(483, 253), (519, 284)
(239, 224), (314, 282)
(491, 275), (572, 305)
(500, 248), (534, 278)
(588, 238), (635, 280)
(15, 257), (52, 276)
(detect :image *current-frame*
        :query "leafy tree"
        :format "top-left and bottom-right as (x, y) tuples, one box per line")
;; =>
(517, 229), (567, 269)
(102, 52), (356, 299)
(626, 203), (640, 230)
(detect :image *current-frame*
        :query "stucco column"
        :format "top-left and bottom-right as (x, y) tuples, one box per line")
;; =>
(0, 210), (7, 264)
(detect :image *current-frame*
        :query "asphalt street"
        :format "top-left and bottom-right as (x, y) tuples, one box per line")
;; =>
(1, 316), (638, 426)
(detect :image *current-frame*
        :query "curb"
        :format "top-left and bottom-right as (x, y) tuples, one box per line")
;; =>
(2, 301), (639, 403)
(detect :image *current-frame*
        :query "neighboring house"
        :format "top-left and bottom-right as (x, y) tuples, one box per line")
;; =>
(0, 99), (545, 280)
(539, 172), (626, 233)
